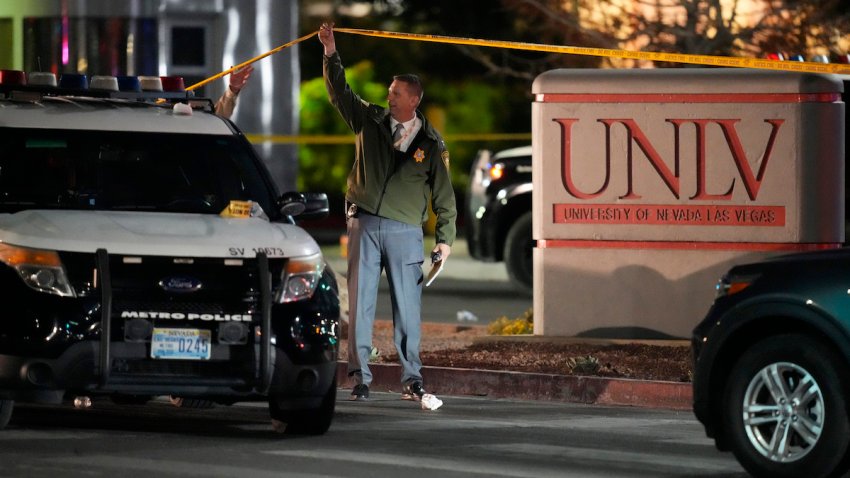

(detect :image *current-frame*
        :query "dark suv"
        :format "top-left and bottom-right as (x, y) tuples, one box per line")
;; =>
(466, 145), (533, 293)
(0, 73), (340, 435)
(692, 249), (850, 478)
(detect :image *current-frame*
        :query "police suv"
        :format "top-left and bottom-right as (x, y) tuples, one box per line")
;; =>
(0, 71), (340, 434)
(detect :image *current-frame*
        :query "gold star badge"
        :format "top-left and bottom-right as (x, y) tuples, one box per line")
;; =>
(414, 148), (425, 163)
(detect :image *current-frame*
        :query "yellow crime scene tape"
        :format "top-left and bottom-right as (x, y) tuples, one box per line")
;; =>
(333, 27), (850, 75)
(187, 31), (319, 92)
(190, 27), (850, 144)
(245, 132), (532, 144)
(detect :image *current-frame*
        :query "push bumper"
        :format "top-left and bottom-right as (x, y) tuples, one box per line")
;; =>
(0, 341), (336, 404)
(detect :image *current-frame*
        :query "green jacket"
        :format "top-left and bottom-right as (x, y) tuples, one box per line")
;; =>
(323, 52), (457, 246)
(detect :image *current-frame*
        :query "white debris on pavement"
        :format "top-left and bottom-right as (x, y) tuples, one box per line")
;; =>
(421, 393), (443, 411)
(456, 310), (478, 322)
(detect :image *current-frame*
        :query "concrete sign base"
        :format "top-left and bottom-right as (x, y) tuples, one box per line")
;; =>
(532, 69), (845, 339)
(535, 245), (815, 339)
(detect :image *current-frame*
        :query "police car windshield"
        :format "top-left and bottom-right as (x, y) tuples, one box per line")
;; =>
(0, 129), (278, 218)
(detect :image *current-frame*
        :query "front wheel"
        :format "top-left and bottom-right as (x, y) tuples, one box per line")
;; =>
(269, 377), (336, 435)
(722, 334), (850, 478)
(0, 399), (12, 430)
(503, 211), (533, 295)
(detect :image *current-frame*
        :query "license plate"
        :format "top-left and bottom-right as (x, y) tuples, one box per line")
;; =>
(151, 328), (211, 360)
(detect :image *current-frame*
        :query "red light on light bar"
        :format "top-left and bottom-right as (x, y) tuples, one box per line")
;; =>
(0, 70), (27, 85)
(160, 76), (185, 92)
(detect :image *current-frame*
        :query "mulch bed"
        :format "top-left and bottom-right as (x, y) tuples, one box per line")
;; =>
(340, 321), (692, 383)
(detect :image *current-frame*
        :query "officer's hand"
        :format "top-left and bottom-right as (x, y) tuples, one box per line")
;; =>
(319, 22), (336, 56)
(228, 65), (253, 95)
(432, 243), (451, 263)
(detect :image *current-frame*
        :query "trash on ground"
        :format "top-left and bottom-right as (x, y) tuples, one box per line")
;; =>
(456, 310), (478, 322)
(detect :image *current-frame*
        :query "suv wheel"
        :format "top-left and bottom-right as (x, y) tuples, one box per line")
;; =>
(722, 334), (850, 478)
(504, 211), (533, 294)
(269, 377), (336, 435)
(0, 399), (12, 430)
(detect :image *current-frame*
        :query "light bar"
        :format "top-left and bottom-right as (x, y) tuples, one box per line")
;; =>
(90, 75), (119, 91)
(139, 76), (163, 92)
(117, 75), (141, 92)
(161, 76), (185, 92)
(0, 71), (201, 105)
(58, 73), (88, 89)
(28, 72), (57, 86)
(0, 69), (27, 86)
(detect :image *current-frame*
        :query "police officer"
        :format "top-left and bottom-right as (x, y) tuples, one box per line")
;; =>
(319, 23), (456, 405)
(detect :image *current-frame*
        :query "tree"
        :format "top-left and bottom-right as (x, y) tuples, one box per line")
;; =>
(746, 0), (850, 58)
(299, 0), (533, 198)
(479, 0), (850, 74)
(298, 60), (387, 195)
(298, 60), (513, 194)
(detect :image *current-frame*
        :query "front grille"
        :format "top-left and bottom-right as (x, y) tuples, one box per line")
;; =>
(115, 300), (236, 315)
(60, 251), (280, 389)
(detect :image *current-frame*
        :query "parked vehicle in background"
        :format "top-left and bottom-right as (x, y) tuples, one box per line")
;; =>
(465, 146), (533, 294)
(692, 249), (850, 478)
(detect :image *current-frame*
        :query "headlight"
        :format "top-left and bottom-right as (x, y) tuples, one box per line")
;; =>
(0, 243), (75, 297)
(278, 253), (324, 303)
(715, 274), (756, 299)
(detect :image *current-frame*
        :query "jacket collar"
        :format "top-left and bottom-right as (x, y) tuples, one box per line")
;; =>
(377, 108), (439, 142)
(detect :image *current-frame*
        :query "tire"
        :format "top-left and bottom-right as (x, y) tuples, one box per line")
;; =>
(269, 377), (336, 435)
(0, 400), (12, 430)
(722, 334), (850, 478)
(503, 211), (533, 295)
(169, 396), (215, 409)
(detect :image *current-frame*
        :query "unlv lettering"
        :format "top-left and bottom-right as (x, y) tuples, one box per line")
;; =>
(554, 118), (784, 201)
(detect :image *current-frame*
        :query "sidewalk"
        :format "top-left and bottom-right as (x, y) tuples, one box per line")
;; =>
(319, 234), (693, 411)
(336, 362), (692, 410)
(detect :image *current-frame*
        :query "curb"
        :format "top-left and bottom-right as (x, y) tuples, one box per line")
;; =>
(337, 362), (692, 410)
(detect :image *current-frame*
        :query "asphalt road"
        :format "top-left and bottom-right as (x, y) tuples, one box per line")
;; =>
(393, 276), (531, 325)
(0, 393), (747, 477)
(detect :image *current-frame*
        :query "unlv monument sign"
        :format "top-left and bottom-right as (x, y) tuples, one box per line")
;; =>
(532, 69), (845, 338)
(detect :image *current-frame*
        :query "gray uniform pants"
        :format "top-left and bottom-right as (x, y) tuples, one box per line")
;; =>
(347, 211), (424, 387)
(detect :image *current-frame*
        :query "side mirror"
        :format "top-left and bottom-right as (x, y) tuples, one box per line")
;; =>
(277, 192), (306, 217)
(299, 192), (330, 220)
(276, 192), (329, 220)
